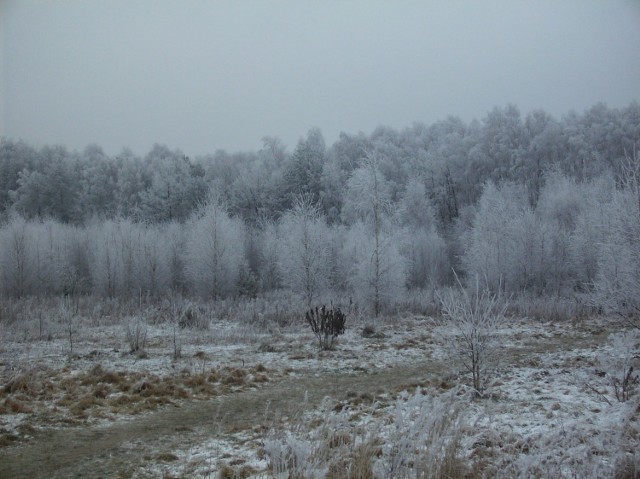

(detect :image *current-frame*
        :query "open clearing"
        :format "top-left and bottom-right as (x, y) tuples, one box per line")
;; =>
(0, 311), (638, 478)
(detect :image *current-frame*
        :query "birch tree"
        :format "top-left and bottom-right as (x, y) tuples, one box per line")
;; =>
(186, 196), (245, 299)
(278, 195), (330, 308)
(342, 153), (403, 316)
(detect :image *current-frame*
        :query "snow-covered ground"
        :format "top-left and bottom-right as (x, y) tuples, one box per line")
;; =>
(1, 309), (638, 478)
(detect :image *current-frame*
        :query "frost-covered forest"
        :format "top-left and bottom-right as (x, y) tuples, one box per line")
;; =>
(2, 102), (640, 317)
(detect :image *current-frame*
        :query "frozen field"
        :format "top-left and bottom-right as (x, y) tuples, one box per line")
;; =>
(0, 303), (638, 478)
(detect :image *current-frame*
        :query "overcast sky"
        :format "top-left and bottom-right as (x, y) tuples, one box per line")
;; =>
(2, 1), (640, 157)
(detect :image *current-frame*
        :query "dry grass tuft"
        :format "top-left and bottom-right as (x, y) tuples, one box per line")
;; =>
(157, 452), (180, 462)
(184, 374), (207, 389)
(100, 371), (125, 386)
(217, 463), (256, 479)
(69, 396), (101, 417)
(133, 381), (154, 395)
(4, 398), (33, 414)
(328, 431), (352, 449)
(345, 391), (374, 407)
(3, 374), (35, 395)
(222, 368), (247, 386)
(324, 441), (379, 479)
(93, 384), (110, 399)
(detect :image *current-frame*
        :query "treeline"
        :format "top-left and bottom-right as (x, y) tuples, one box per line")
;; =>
(1, 102), (639, 315)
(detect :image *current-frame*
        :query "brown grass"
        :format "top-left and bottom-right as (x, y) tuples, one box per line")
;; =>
(100, 371), (125, 385)
(217, 463), (256, 479)
(325, 442), (377, 479)
(157, 452), (180, 462)
(4, 398), (33, 414)
(222, 368), (247, 386)
(93, 384), (110, 399)
(70, 394), (101, 415)
(3, 374), (35, 395)
(328, 431), (352, 449)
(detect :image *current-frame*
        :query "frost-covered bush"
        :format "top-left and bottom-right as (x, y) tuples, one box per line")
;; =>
(599, 330), (640, 402)
(437, 275), (509, 395)
(177, 302), (209, 330)
(264, 390), (467, 479)
(125, 316), (148, 353)
(264, 433), (326, 479)
(376, 391), (466, 479)
(494, 398), (640, 479)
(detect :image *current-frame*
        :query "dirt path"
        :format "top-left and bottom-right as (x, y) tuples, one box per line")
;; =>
(0, 362), (440, 478)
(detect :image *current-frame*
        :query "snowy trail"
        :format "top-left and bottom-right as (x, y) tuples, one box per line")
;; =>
(0, 362), (439, 478)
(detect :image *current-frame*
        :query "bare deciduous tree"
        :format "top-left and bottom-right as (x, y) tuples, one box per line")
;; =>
(186, 195), (245, 299)
(342, 152), (403, 316)
(437, 274), (509, 395)
(278, 195), (330, 308)
(594, 146), (640, 329)
(0, 215), (35, 298)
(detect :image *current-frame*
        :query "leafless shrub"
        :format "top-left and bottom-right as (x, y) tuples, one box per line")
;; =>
(177, 302), (209, 330)
(361, 324), (377, 338)
(436, 274), (509, 396)
(306, 305), (346, 350)
(125, 317), (147, 353)
(599, 330), (640, 402)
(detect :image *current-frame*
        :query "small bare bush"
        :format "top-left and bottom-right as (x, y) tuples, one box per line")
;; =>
(599, 330), (640, 402)
(306, 305), (346, 350)
(437, 275), (508, 396)
(177, 302), (209, 330)
(125, 317), (147, 353)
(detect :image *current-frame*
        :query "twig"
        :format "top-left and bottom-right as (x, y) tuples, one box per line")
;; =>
(583, 381), (612, 406)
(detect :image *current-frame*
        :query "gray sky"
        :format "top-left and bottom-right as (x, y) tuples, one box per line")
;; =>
(2, 0), (640, 156)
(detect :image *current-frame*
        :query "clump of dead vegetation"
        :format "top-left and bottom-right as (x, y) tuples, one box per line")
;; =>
(0, 362), (274, 444)
(264, 389), (469, 479)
